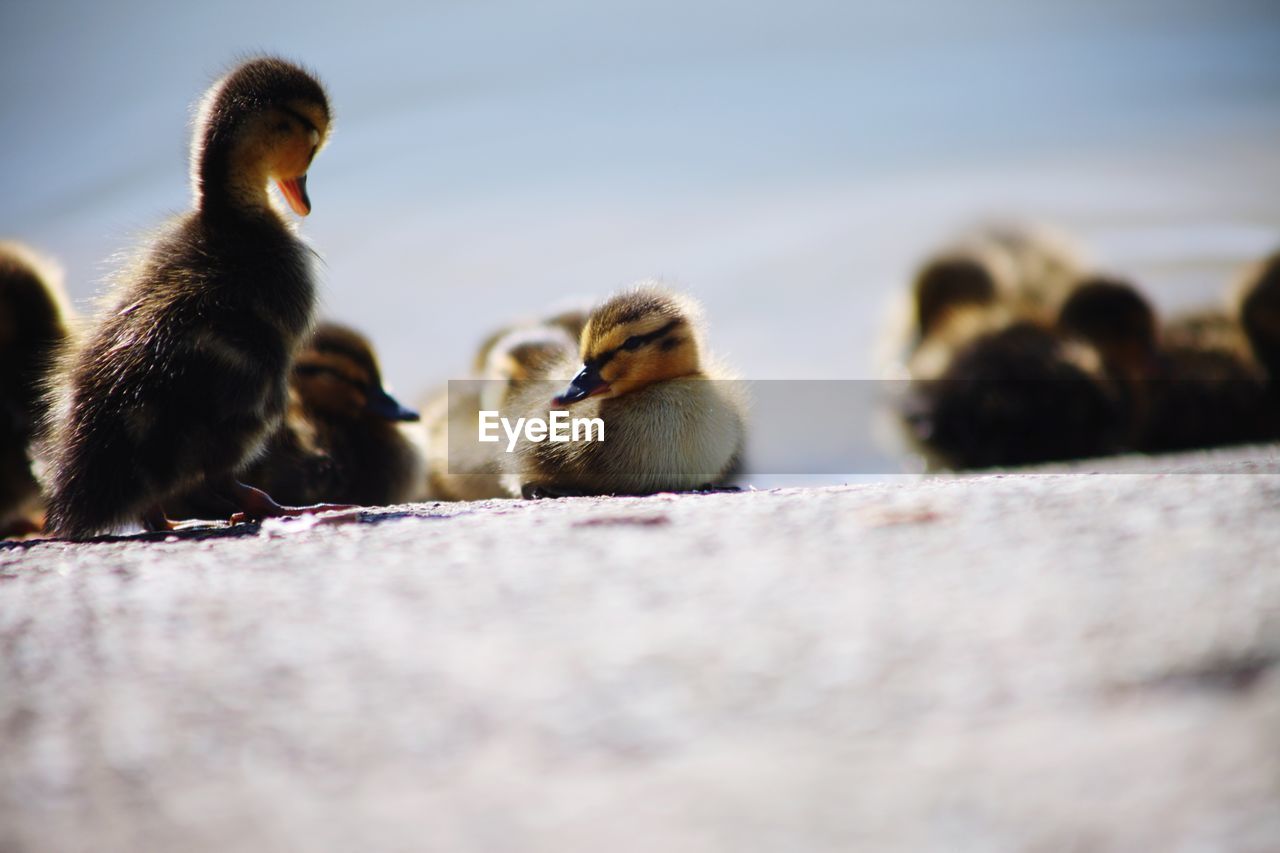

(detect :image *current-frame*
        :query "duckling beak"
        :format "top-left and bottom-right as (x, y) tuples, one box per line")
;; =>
(553, 364), (610, 406)
(276, 174), (311, 216)
(366, 386), (420, 422)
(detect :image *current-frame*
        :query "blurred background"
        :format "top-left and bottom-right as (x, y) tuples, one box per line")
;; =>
(4, 0), (1280, 476)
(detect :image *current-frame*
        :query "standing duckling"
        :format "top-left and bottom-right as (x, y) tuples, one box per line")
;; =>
(506, 283), (746, 497)
(1, 242), (72, 536)
(42, 57), (336, 538)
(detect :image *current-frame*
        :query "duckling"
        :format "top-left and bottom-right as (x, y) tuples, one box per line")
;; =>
(421, 321), (580, 501)
(1056, 275), (1160, 446)
(0, 242), (72, 536)
(505, 283), (747, 497)
(41, 57), (336, 538)
(268, 322), (422, 505)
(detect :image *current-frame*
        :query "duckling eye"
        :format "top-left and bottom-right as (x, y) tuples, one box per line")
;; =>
(622, 336), (644, 351)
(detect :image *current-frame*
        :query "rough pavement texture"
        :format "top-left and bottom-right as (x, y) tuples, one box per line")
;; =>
(3, 447), (1280, 852)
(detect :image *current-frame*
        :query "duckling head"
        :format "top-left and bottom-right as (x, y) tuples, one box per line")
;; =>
(292, 323), (419, 423)
(913, 254), (1000, 340)
(1057, 276), (1158, 379)
(554, 285), (703, 405)
(191, 57), (331, 217)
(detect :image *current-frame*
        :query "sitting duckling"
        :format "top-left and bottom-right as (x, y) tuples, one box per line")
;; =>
(505, 283), (746, 497)
(420, 320), (579, 501)
(41, 57), (337, 538)
(1, 242), (72, 536)
(269, 322), (422, 506)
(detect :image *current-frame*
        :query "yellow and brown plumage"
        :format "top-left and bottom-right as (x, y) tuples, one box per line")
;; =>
(504, 283), (746, 497)
(0, 242), (72, 536)
(42, 57), (334, 538)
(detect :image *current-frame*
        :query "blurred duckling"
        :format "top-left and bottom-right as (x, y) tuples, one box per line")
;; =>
(506, 283), (746, 497)
(1056, 275), (1160, 446)
(41, 57), (335, 538)
(421, 320), (579, 501)
(1, 242), (72, 536)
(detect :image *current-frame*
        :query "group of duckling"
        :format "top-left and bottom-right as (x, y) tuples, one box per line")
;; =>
(899, 225), (1280, 469)
(7, 56), (1280, 538)
(0, 56), (745, 539)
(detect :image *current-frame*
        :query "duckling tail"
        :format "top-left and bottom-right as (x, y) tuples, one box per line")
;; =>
(44, 430), (147, 540)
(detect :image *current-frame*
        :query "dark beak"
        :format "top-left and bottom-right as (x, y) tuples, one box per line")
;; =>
(553, 364), (610, 406)
(365, 385), (419, 421)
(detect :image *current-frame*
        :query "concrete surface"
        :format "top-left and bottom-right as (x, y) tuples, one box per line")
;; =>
(2, 447), (1280, 852)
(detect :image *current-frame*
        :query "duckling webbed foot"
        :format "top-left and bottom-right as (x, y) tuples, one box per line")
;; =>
(215, 478), (356, 525)
(689, 484), (741, 494)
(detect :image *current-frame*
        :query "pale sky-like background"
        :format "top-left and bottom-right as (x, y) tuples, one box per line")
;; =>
(4, 0), (1280, 474)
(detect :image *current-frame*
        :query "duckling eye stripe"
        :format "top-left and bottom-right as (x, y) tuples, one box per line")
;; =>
(295, 364), (368, 390)
(280, 106), (317, 133)
(590, 319), (683, 364)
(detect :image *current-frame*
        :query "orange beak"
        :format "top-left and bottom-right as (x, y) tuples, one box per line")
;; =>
(276, 174), (311, 216)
